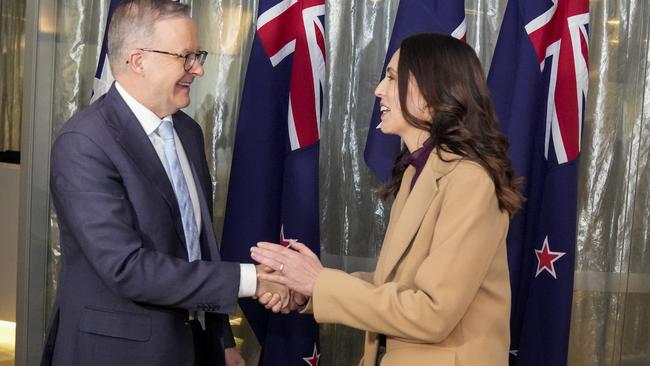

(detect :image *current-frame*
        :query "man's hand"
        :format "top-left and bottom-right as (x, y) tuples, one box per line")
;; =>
(274, 291), (309, 314)
(255, 265), (290, 313)
(289, 291), (309, 312)
(224, 347), (245, 366)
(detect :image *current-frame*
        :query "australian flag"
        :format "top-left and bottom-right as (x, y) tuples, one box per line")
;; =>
(91, 0), (120, 102)
(364, 1), (466, 183)
(487, 0), (589, 365)
(220, 0), (325, 365)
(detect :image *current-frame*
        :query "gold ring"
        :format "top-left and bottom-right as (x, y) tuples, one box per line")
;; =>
(279, 263), (284, 272)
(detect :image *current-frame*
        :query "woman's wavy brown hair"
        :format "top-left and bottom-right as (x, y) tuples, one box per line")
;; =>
(381, 33), (523, 216)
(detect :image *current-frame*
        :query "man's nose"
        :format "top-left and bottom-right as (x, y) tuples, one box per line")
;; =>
(189, 62), (204, 77)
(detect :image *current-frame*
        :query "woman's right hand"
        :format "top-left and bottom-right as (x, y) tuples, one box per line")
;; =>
(250, 241), (323, 297)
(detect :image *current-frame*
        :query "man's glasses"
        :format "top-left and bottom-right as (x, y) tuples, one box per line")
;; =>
(137, 48), (208, 71)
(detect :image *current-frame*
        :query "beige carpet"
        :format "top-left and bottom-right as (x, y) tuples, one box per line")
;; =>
(0, 341), (14, 366)
(0, 320), (14, 366)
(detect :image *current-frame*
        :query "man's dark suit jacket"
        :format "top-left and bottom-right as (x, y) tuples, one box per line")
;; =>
(41, 85), (240, 366)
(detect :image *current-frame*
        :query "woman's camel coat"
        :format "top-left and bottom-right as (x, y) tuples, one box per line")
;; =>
(307, 150), (510, 366)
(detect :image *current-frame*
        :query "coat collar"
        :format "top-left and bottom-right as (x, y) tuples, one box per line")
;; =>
(374, 149), (462, 283)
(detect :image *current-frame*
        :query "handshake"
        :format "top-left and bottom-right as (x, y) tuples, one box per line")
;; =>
(254, 264), (307, 313)
(250, 240), (324, 313)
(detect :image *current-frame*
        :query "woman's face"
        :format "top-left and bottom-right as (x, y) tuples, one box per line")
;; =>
(374, 50), (430, 139)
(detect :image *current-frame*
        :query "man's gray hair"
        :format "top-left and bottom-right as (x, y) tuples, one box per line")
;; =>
(107, 0), (189, 74)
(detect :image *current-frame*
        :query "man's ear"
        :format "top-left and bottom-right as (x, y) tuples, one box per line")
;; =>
(125, 49), (145, 76)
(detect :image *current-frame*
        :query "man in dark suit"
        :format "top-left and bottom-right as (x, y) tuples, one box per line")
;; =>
(41, 1), (287, 365)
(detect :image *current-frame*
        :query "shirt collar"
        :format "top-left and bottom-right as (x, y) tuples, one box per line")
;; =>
(402, 137), (434, 168)
(114, 81), (173, 135)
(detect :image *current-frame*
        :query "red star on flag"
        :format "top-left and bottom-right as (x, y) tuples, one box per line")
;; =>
(302, 343), (320, 366)
(534, 236), (566, 279)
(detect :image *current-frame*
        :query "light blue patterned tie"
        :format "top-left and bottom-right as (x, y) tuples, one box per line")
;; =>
(157, 120), (201, 262)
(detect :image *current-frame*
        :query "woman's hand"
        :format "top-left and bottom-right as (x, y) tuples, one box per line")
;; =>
(250, 241), (323, 297)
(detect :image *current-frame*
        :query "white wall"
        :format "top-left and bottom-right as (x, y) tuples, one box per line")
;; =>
(0, 163), (19, 322)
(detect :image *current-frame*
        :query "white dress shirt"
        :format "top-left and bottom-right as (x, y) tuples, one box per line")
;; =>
(115, 82), (256, 297)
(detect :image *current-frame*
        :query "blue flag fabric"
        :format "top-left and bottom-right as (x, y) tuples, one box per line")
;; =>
(220, 1), (325, 365)
(487, 1), (589, 365)
(91, 0), (120, 101)
(364, 1), (466, 183)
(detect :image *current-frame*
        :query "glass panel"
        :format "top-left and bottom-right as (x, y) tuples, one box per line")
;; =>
(0, 0), (26, 154)
(569, 0), (650, 365)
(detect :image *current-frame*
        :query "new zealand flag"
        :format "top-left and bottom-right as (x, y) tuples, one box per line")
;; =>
(220, 0), (325, 365)
(487, 1), (589, 365)
(364, 1), (466, 183)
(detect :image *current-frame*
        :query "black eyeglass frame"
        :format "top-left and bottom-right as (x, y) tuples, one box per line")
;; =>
(136, 48), (208, 71)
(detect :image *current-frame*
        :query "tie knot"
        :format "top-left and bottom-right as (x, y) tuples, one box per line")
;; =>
(158, 119), (175, 141)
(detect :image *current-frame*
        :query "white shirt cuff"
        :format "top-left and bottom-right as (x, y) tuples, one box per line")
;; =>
(238, 263), (257, 297)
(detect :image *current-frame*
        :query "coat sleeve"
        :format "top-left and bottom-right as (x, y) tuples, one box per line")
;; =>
(205, 312), (236, 349)
(312, 166), (509, 343)
(50, 131), (240, 314)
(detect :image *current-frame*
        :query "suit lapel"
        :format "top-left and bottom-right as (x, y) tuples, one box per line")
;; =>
(193, 171), (220, 261)
(174, 120), (220, 261)
(173, 117), (207, 197)
(101, 86), (186, 247)
(374, 151), (460, 283)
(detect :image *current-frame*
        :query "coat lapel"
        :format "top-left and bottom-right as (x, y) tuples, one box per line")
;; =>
(173, 117), (208, 200)
(375, 166), (414, 270)
(374, 150), (461, 284)
(101, 86), (186, 248)
(193, 173), (219, 260)
(174, 119), (220, 261)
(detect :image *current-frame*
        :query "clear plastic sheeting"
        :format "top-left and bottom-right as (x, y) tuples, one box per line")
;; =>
(46, 0), (112, 317)
(569, 1), (650, 365)
(43, 0), (650, 365)
(0, 0), (26, 152)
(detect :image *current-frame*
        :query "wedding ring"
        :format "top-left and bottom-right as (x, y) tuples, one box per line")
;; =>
(279, 263), (284, 272)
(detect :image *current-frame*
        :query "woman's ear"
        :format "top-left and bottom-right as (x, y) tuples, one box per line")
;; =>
(409, 77), (433, 121)
(427, 106), (435, 121)
(417, 98), (433, 121)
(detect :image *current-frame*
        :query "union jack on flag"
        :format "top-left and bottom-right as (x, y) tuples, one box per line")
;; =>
(221, 1), (323, 365)
(488, 0), (589, 365)
(526, 0), (589, 163)
(257, 0), (325, 151)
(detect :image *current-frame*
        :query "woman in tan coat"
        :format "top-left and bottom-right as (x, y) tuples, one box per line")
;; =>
(251, 33), (523, 366)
